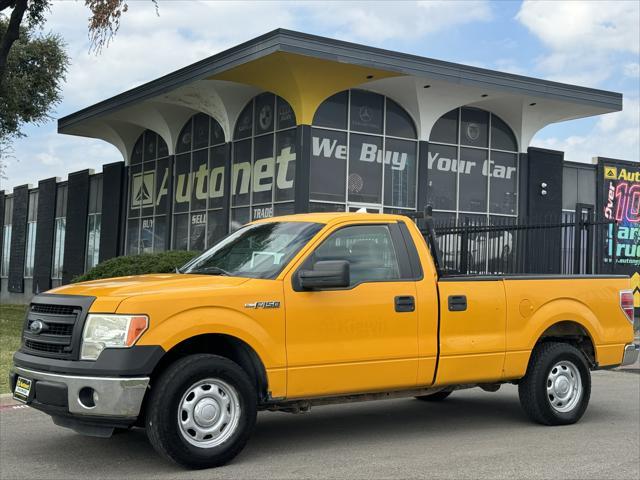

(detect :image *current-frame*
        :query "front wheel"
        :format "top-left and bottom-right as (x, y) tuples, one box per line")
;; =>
(146, 354), (257, 469)
(518, 342), (591, 425)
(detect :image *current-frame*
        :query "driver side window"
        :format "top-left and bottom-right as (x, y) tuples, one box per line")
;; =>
(310, 225), (401, 286)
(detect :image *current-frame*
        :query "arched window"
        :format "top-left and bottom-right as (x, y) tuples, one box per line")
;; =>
(428, 107), (518, 222)
(172, 113), (227, 251)
(231, 93), (297, 229)
(309, 89), (418, 213)
(127, 130), (170, 254)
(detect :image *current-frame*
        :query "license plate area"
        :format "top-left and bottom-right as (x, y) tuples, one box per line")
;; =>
(13, 376), (32, 403)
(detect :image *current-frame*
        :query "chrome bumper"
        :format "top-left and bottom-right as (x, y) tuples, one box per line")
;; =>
(621, 343), (640, 367)
(13, 366), (149, 418)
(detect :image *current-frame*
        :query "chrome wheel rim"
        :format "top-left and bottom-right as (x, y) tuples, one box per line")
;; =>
(177, 378), (241, 448)
(546, 360), (582, 413)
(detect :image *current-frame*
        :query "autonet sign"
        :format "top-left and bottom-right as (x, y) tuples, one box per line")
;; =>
(599, 159), (640, 308)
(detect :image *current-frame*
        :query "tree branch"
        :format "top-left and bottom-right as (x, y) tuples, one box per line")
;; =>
(0, 0), (27, 81)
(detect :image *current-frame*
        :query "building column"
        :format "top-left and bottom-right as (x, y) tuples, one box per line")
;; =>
(32, 177), (57, 293)
(99, 161), (125, 261)
(8, 185), (29, 293)
(62, 170), (91, 284)
(294, 125), (311, 213)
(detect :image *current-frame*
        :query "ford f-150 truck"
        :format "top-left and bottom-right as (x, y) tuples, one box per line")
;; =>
(11, 212), (639, 469)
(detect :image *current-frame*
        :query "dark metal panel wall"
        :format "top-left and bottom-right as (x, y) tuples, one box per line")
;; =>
(417, 141), (429, 211)
(8, 185), (28, 292)
(294, 125), (310, 213)
(99, 162), (125, 261)
(62, 170), (90, 284)
(32, 177), (57, 293)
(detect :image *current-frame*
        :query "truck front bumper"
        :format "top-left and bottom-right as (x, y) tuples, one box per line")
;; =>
(621, 343), (639, 367)
(10, 367), (149, 435)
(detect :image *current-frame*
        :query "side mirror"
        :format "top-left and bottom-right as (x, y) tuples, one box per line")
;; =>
(298, 260), (350, 290)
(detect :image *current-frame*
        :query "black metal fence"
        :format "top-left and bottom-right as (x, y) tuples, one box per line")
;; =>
(425, 210), (618, 276)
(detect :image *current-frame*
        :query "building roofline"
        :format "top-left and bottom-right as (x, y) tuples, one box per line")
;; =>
(58, 28), (622, 132)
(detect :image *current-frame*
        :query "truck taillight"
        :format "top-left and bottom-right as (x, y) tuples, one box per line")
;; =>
(620, 290), (634, 324)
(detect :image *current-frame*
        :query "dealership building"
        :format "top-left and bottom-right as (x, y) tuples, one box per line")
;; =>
(1, 29), (638, 303)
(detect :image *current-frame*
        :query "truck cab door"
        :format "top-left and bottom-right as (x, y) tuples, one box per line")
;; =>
(283, 222), (420, 399)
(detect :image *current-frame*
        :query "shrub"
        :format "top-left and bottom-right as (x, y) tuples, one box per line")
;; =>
(72, 250), (199, 283)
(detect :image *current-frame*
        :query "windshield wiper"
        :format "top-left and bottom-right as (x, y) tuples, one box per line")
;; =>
(191, 266), (231, 276)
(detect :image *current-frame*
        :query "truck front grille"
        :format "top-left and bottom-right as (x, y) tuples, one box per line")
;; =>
(21, 297), (93, 360)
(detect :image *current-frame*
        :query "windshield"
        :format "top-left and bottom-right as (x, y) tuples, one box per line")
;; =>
(181, 222), (323, 279)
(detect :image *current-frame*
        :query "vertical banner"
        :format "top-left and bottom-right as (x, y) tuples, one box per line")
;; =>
(598, 158), (640, 310)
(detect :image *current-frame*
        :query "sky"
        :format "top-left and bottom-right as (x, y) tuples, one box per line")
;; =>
(1, 0), (639, 192)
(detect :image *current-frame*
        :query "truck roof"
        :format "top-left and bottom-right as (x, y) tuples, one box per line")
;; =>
(251, 212), (411, 226)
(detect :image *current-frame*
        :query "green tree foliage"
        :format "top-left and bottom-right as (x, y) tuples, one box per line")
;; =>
(0, 16), (68, 142)
(72, 251), (199, 283)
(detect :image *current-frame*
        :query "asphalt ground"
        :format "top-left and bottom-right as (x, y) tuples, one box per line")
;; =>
(0, 370), (638, 480)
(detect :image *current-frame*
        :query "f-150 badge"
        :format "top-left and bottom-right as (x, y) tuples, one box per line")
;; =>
(244, 301), (281, 309)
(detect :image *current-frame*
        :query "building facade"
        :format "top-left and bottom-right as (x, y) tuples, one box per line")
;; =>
(1, 30), (638, 304)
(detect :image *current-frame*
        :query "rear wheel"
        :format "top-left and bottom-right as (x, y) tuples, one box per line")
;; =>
(518, 342), (591, 425)
(146, 354), (257, 469)
(415, 390), (452, 402)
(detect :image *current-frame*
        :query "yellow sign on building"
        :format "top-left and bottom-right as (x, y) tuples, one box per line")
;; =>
(604, 166), (617, 179)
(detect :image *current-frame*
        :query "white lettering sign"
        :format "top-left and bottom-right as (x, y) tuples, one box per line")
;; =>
(312, 136), (408, 171)
(427, 152), (516, 180)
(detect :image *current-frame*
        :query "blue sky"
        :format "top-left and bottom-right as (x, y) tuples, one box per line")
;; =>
(1, 0), (638, 191)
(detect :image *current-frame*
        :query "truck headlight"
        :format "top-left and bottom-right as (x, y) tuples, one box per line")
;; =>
(81, 314), (149, 361)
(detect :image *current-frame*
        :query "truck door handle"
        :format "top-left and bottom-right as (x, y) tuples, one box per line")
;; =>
(448, 295), (467, 312)
(395, 296), (415, 313)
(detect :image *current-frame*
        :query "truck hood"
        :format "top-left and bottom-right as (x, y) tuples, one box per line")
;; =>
(49, 274), (251, 300)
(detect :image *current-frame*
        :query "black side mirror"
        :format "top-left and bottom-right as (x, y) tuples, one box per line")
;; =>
(298, 260), (350, 290)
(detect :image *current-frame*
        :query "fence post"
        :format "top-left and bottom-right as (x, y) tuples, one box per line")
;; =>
(460, 218), (469, 275)
(573, 205), (584, 275)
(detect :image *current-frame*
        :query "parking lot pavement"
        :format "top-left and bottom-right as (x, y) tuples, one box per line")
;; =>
(1, 370), (638, 480)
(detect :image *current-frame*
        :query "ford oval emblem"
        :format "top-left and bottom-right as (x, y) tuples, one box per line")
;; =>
(29, 320), (45, 334)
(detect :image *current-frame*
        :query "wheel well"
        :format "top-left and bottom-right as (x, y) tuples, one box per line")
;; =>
(537, 321), (596, 367)
(150, 334), (269, 403)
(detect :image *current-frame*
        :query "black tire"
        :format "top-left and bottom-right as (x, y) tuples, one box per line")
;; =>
(518, 342), (591, 426)
(145, 354), (257, 469)
(415, 390), (452, 402)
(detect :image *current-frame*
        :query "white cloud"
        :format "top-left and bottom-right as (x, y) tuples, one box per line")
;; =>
(624, 62), (640, 78)
(532, 97), (640, 163)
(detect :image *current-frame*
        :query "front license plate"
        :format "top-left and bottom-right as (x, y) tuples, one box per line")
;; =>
(13, 376), (32, 403)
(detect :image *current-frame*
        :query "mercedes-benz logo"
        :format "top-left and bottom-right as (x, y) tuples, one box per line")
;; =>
(29, 320), (45, 335)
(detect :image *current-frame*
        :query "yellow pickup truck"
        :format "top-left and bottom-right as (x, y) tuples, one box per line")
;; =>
(11, 212), (638, 469)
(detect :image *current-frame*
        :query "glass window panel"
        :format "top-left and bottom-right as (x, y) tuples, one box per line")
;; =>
(489, 151), (518, 215)
(274, 202), (295, 216)
(193, 113), (210, 150)
(432, 211), (457, 224)
(491, 115), (517, 151)
(158, 135), (169, 157)
(127, 218), (140, 255)
(384, 138), (417, 208)
(143, 131), (157, 161)
(309, 202), (345, 213)
(577, 168), (596, 206)
(230, 207), (250, 232)
(426, 144), (457, 211)
(562, 167), (578, 211)
(208, 145), (226, 210)
(191, 149), (208, 212)
(177, 119), (193, 153)
(172, 214), (188, 251)
(277, 96), (296, 130)
(350, 90), (383, 135)
(173, 153), (191, 213)
(155, 157), (171, 215)
(252, 134), (274, 205)
(252, 204), (274, 220)
(131, 135), (143, 164)
(210, 118), (225, 146)
(206, 210), (225, 248)
(255, 93), (275, 135)
(153, 216), (166, 252)
(275, 130), (296, 202)
(460, 108), (489, 148)
(310, 128), (347, 203)
(458, 147), (488, 212)
(348, 134), (382, 204)
(385, 99), (416, 139)
(234, 102), (253, 139)
(232, 139), (251, 206)
(189, 212), (207, 251)
(429, 109), (458, 144)
(312, 91), (348, 130)
(140, 217), (154, 254)
(128, 164), (143, 218)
